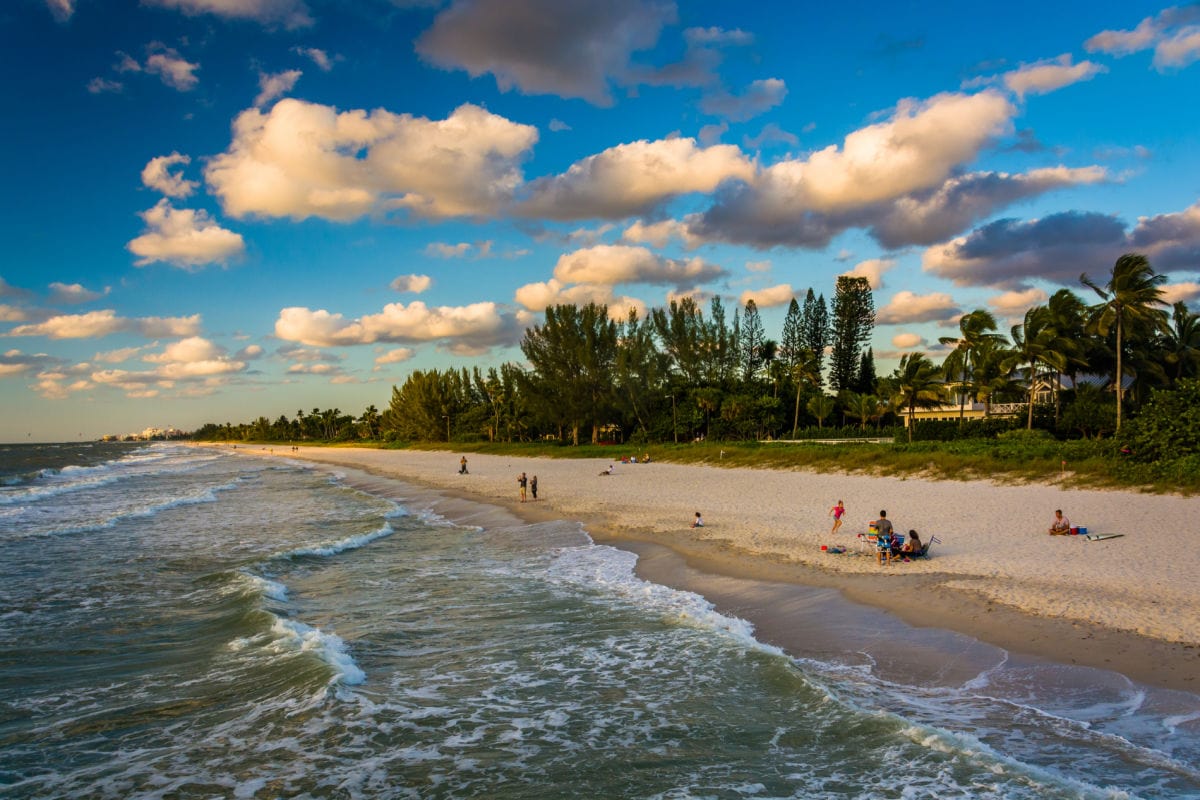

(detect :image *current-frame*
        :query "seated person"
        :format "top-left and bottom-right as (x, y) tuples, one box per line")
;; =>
(691, 511), (704, 528)
(1048, 509), (1071, 535)
(901, 529), (922, 554)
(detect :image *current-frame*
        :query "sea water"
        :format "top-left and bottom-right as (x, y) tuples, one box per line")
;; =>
(1, 442), (1198, 799)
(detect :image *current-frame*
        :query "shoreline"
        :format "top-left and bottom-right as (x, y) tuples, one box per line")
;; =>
(219, 444), (1200, 694)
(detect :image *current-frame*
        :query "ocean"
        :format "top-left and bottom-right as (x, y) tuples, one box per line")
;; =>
(1, 442), (1198, 799)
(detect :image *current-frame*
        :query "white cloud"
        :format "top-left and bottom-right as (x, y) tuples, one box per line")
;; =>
(415, 0), (676, 106)
(87, 77), (123, 94)
(141, 153), (198, 198)
(1085, 5), (1200, 70)
(1155, 27), (1200, 69)
(841, 258), (894, 290)
(48, 282), (108, 304)
(876, 290), (961, 324)
(143, 0), (313, 29)
(5, 309), (201, 340)
(739, 284), (794, 308)
(255, 69), (302, 107)
(0, 305), (30, 322)
(520, 137), (754, 220)
(293, 46), (333, 70)
(621, 218), (703, 249)
(513, 279), (646, 320)
(127, 200), (245, 269)
(94, 346), (147, 363)
(144, 44), (200, 91)
(206, 99), (538, 222)
(45, 0), (74, 21)
(235, 344), (264, 360)
(1, 349), (63, 378)
(548, 118), (571, 132)
(699, 78), (787, 122)
(745, 260), (771, 273)
(390, 274), (433, 293)
(988, 287), (1048, 318)
(1162, 281), (1200, 305)
(891, 332), (925, 349)
(553, 244), (725, 288)
(1003, 54), (1106, 99)
(425, 242), (472, 258)
(274, 302), (527, 350)
(374, 348), (416, 368)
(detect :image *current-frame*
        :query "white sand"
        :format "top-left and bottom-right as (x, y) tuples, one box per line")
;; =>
(233, 445), (1200, 647)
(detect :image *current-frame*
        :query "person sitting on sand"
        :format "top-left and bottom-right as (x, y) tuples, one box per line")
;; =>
(691, 511), (704, 528)
(1049, 509), (1071, 535)
(901, 529), (922, 554)
(599, 464), (614, 476)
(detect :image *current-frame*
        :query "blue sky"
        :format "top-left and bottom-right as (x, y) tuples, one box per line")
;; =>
(3, 0), (1200, 441)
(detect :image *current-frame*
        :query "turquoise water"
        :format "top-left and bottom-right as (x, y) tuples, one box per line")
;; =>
(1, 443), (1197, 798)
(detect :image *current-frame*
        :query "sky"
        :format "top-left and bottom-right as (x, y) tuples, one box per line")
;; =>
(2, 0), (1200, 442)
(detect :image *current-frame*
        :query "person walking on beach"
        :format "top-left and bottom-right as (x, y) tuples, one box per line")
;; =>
(530, 475), (538, 500)
(1049, 509), (1071, 535)
(829, 500), (846, 534)
(459, 455), (468, 475)
(518, 472), (528, 502)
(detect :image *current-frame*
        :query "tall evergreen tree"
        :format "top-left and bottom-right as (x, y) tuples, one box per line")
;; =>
(779, 297), (803, 368)
(854, 347), (877, 394)
(829, 276), (875, 392)
(740, 299), (766, 382)
(799, 289), (829, 385)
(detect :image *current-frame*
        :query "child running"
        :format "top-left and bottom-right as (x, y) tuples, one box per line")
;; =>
(829, 500), (845, 534)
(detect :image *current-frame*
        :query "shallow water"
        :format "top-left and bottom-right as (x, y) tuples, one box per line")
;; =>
(1, 443), (1197, 798)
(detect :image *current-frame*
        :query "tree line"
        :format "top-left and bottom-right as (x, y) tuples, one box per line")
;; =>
(193, 254), (1199, 448)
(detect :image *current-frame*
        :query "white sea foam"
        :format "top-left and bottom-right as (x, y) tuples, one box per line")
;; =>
(280, 522), (395, 559)
(240, 572), (289, 602)
(270, 617), (366, 686)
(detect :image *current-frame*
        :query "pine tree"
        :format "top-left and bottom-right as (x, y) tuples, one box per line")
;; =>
(780, 297), (803, 368)
(854, 348), (877, 394)
(800, 289), (829, 386)
(829, 276), (875, 392)
(740, 299), (765, 382)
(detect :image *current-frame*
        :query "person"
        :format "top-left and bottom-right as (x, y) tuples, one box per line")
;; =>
(1049, 509), (1071, 535)
(459, 455), (469, 475)
(829, 500), (846, 534)
(518, 472), (528, 502)
(901, 529), (922, 555)
(875, 510), (894, 542)
(599, 464), (614, 476)
(530, 475), (538, 500)
(691, 511), (704, 528)
(643, 453), (651, 463)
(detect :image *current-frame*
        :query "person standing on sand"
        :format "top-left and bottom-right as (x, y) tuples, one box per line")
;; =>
(459, 455), (468, 474)
(875, 510), (893, 540)
(829, 500), (846, 534)
(518, 472), (528, 502)
(531, 475), (538, 500)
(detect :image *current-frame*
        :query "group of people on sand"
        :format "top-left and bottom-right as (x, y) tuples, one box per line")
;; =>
(828, 501), (924, 559)
(517, 472), (538, 502)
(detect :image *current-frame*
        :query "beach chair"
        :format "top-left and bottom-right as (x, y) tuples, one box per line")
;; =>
(898, 535), (941, 561)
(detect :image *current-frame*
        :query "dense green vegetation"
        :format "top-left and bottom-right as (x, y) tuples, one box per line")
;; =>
(192, 254), (1200, 492)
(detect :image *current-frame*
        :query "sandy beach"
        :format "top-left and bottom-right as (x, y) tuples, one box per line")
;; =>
(226, 444), (1200, 693)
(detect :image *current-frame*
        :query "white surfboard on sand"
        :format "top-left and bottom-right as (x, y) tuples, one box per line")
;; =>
(1084, 533), (1124, 542)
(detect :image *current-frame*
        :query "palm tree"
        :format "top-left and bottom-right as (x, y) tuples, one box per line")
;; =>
(789, 347), (822, 436)
(938, 309), (1004, 424)
(1080, 253), (1168, 430)
(842, 390), (880, 432)
(807, 393), (835, 429)
(1162, 301), (1200, 384)
(892, 353), (943, 442)
(1003, 307), (1069, 430)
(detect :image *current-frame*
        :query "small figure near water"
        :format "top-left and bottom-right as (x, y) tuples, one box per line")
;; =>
(691, 511), (704, 528)
(531, 475), (538, 500)
(518, 472), (528, 502)
(1049, 509), (1071, 535)
(459, 455), (468, 475)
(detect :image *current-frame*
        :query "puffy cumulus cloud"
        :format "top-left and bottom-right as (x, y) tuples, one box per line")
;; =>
(254, 69), (302, 107)
(739, 284), (794, 308)
(922, 211), (1128, 288)
(0, 349), (64, 378)
(1085, 5), (1200, 70)
(48, 282), (108, 304)
(519, 138), (754, 220)
(891, 332), (925, 349)
(622, 217), (704, 249)
(81, 338), (248, 396)
(141, 153), (198, 199)
(876, 290), (961, 324)
(693, 90), (1017, 248)
(235, 344), (264, 360)
(1128, 201), (1200, 270)
(45, 0), (73, 22)
(287, 362), (341, 375)
(869, 166), (1107, 248)
(31, 366), (94, 399)
(128, 200), (245, 269)
(6, 309), (201, 340)
(415, 0), (676, 106)
(206, 99), (538, 222)
(425, 242), (472, 258)
(144, 44), (200, 91)
(374, 348), (415, 369)
(988, 287), (1049, 318)
(274, 301), (526, 351)
(513, 279), (646, 320)
(699, 78), (787, 122)
(1162, 282), (1200, 305)
(143, 0), (313, 29)
(553, 244), (724, 288)
(841, 258), (894, 290)
(390, 274), (433, 293)
(1002, 54), (1106, 99)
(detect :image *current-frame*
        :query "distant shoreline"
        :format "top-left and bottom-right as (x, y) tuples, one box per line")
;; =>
(217, 443), (1200, 695)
